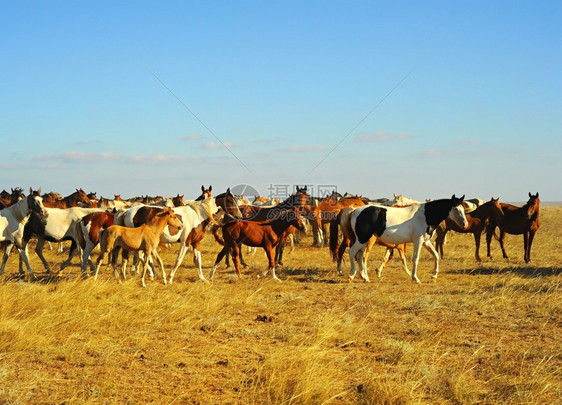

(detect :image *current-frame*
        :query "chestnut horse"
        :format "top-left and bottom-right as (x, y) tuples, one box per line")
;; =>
(209, 207), (307, 281)
(486, 193), (540, 263)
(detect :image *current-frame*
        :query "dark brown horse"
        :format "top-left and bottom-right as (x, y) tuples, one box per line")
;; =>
(209, 207), (307, 281)
(0, 188), (25, 209)
(216, 186), (312, 268)
(486, 193), (540, 263)
(434, 198), (499, 262)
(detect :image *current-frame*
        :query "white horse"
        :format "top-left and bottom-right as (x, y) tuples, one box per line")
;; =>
(0, 188), (46, 279)
(26, 206), (103, 274)
(348, 195), (467, 283)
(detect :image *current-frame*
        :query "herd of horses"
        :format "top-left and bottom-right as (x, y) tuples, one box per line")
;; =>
(0, 186), (541, 286)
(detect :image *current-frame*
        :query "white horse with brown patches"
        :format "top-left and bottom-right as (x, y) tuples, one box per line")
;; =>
(348, 195), (468, 283)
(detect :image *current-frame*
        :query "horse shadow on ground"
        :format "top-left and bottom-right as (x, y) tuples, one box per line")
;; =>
(1, 272), (69, 285)
(278, 267), (343, 284)
(452, 265), (561, 278)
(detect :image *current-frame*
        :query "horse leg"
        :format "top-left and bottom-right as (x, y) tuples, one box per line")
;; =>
(120, 249), (129, 281)
(348, 241), (362, 282)
(336, 238), (349, 276)
(376, 248), (393, 278)
(59, 239), (79, 274)
(274, 243), (285, 267)
(499, 231), (509, 259)
(81, 240), (96, 278)
(231, 243), (242, 279)
(169, 243), (189, 284)
(474, 232), (482, 262)
(140, 253), (150, 288)
(266, 247), (281, 281)
(191, 246), (208, 283)
(422, 240), (440, 281)
(410, 239), (424, 284)
(151, 250), (167, 285)
(34, 237), (52, 273)
(485, 224), (495, 259)
(396, 244), (411, 277)
(356, 245), (370, 282)
(0, 243), (14, 275)
(525, 230), (536, 263)
(210, 246), (230, 280)
(239, 243), (248, 268)
(17, 246), (36, 280)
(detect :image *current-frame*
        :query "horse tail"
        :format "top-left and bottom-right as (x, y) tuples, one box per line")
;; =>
(329, 209), (343, 261)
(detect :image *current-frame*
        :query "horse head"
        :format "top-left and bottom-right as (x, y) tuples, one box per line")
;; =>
(448, 195), (468, 229)
(526, 192), (540, 219)
(222, 188), (243, 219)
(27, 188), (46, 216)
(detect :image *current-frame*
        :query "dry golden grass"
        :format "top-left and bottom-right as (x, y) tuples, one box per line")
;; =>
(0, 207), (560, 404)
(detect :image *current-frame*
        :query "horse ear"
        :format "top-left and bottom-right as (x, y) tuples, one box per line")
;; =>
(201, 185), (205, 192)
(529, 192), (532, 198)
(209, 185), (212, 191)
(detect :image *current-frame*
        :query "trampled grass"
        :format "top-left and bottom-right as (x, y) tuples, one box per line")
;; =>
(0, 207), (560, 404)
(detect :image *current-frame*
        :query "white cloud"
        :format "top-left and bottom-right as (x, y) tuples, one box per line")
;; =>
(355, 131), (413, 143)
(178, 134), (203, 141)
(199, 141), (241, 149)
(278, 144), (325, 152)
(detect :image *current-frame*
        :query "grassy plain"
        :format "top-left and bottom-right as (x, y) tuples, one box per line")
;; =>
(0, 207), (560, 404)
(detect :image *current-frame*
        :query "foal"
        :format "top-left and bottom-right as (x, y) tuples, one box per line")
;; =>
(95, 208), (183, 287)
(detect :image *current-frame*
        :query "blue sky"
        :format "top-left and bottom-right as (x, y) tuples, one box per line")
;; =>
(1, 1), (560, 202)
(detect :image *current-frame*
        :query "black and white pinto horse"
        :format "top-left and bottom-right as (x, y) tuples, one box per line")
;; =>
(0, 188), (47, 279)
(348, 195), (467, 283)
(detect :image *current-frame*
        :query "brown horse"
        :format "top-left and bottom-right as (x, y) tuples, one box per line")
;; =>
(434, 198), (499, 262)
(486, 193), (540, 263)
(42, 188), (93, 208)
(0, 188), (25, 209)
(216, 186), (312, 268)
(95, 207), (183, 287)
(329, 205), (409, 281)
(209, 207), (307, 281)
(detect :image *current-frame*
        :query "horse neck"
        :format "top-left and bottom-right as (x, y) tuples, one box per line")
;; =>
(8, 197), (31, 222)
(424, 199), (454, 227)
(190, 198), (216, 221)
(269, 218), (292, 236)
(147, 214), (172, 236)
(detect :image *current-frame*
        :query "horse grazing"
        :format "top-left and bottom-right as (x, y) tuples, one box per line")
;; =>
(95, 207), (183, 287)
(486, 193), (540, 263)
(0, 188), (46, 279)
(347, 195), (467, 283)
(434, 198), (499, 262)
(209, 207), (307, 281)
(329, 205), (409, 280)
